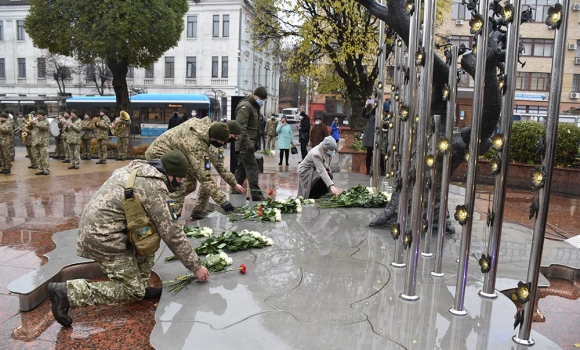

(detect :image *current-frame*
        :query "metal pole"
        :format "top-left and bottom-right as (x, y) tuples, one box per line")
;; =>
(450, 0), (490, 316)
(422, 114), (440, 257)
(514, 0), (569, 344)
(392, 0), (421, 268)
(480, 0), (523, 299)
(432, 46), (458, 277)
(401, 0), (436, 301)
(387, 40), (404, 183)
(373, 0), (387, 189)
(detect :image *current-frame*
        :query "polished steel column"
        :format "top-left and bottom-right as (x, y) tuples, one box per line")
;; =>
(372, 0), (387, 189)
(401, 0), (435, 301)
(392, 0), (422, 268)
(387, 40), (404, 182)
(514, 0), (570, 344)
(422, 114), (440, 257)
(432, 46), (458, 278)
(480, 0), (524, 299)
(450, 0), (490, 316)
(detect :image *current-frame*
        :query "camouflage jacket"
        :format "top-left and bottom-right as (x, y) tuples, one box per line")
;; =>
(0, 119), (13, 145)
(209, 146), (236, 187)
(81, 118), (94, 140)
(66, 117), (82, 144)
(115, 117), (131, 138)
(31, 117), (50, 147)
(59, 118), (70, 140)
(77, 160), (202, 271)
(96, 115), (111, 140)
(265, 118), (278, 136)
(234, 95), (262, 152)
(15, 116), (25, 129)
(145, 117), (238, 188)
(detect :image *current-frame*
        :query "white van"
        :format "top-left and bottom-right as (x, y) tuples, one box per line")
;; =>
(281, 107), (300, 123)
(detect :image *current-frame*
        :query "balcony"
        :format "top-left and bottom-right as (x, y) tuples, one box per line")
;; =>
(164, 78), (174, 85)
(37, 78), (46, 84)
(144, 79), (154, 85)
(211, 79), (228, 86)
(17, 78), (26, 84)
(185, 79), (197, 86)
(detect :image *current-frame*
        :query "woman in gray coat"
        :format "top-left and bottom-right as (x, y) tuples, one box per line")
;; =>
(297, 136), (342, 199)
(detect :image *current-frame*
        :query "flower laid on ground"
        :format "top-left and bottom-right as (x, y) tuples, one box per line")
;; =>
(228, 197), (306, 222)
(269, 189), (274, 195)
(165, 229), (273, 262)
(164, 252), (234, 292)
(182, 225), (214, 238)
(318, 185), (390, 208)
(239, 263), (247, 274)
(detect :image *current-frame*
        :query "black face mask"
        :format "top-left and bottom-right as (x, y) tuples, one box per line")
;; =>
(170, 177), (181, 189)
(211, 140), (224, 148)
(228, 137), (237, 143)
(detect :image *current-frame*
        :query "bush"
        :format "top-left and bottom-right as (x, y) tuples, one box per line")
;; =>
(554, 123), (580, 167)
(130, 143), (150, 156)
(509, 121), (545, 164)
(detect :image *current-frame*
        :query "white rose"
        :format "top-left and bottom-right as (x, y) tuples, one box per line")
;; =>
(308, 199), (316, 204)
(366, 186), (374, 193)
(240, 229), (250, 235)
(295, 198), (301, 204)
(225, 257), (233, 265)
(266, 238), (273, 246)
(297, 207), (302, 213)
(251, 231), (262, 239)
(278, 199), (287, 204)
(219, 252), (228, 260)
(275, 213), (282, 221)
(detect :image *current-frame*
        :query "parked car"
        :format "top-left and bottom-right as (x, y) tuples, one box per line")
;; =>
(282, 107), (300, 123)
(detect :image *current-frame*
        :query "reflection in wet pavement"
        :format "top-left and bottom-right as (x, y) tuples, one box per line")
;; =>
(0, 147), (579, 349)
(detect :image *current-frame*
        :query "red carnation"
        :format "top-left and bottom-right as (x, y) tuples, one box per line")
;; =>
(269, 189), (274, 195)
(239, 264), (247, 274)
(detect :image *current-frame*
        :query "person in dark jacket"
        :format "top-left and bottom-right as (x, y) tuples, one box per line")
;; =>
(168, 111), (181, 130)
(259, 116), (267, 150)
(298, 111), (311, 160)
(310, 115), (329, 148)
(362, 102), (385, 176)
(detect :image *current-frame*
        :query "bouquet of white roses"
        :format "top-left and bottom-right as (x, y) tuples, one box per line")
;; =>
(195, 229), (273, 255)
(183, 225), (214, 238)
(228, 197), (313, 222)
(164, 252), (234, 292)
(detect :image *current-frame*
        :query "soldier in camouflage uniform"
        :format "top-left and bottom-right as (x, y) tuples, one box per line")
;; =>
(114, 112), (131, 160)
(24, 112), (37, 169)
(235, 86), (268, 201)
(15, 112), (25, 145)
(265, 114), (278, 150)
(3, 110), (15, 161)
(27, 110), (51, 175)
(81, 112), (94, 159)
(95, 110), (111, 164)
(66, 110), (82, 169)
(53, 112), (65, 159)
(47, 150), (210, 327)
(60, 111), (71, 163)
(0, 112), (13, 174)
(145, 118), (244, 219)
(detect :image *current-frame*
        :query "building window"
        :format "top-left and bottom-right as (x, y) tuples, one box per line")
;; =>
(221, 56), (228, 78)
(223, 15), (229, 37)
(127, 67), (134, 79)
(212, 56), (219, 78)
(17, 20), (25, 40)
(165, 56), (175, 78)
(0, 58), (5, 78)
(451, 0), (471, 20)
(37, 58), (46, 78)
(450, 35), (474, 50)
(145, 63), (154, 79)
(573, 74), (580, 92)
(18, 58), (26, 78)
(0, 21), (4, 41)
(186, 56), (197, 78)
(515, 72), (550, 91)
(521, 38), (554, 57)
(187, 15), (197, 38)
(213, 15), (219, 37)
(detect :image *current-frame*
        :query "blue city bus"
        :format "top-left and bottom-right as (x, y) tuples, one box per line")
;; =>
(65, 93), (212, 136)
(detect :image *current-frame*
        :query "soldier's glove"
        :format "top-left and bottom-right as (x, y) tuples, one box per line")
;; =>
(220, 201), (235, 213)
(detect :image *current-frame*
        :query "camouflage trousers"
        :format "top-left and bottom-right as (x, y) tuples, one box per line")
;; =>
(0, 143), (11, 169)
(192, 180), (221, 213)
(67, 254), (155, 308)
(32, 145), (49, 172)
(266, 136), (276, 150)
(170, 176), (197, 215)
(81, 138), (92, 159)
(26, 145), (36, 166)
(97, 139), (108, 161)
(68, 143), (81, 167)
(54, 136), (64, 157)
(60, 138), (70, 160)
(117, 137), (129, 159)
(9, 135), (14, 158)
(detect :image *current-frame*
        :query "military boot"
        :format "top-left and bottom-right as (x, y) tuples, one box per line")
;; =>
(48, 282), (72, 327)
(143, 286), (162, 300)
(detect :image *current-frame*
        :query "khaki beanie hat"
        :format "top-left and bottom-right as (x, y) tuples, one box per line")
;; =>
(253, 86), (268, 100)
(160, 150), (189, 178)
(226, 120), (242, 135)
(209, 122), (230, 142)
